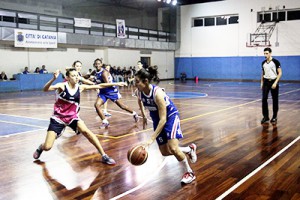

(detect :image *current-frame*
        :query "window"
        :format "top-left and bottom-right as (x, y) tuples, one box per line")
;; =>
(18, 17), (29, 24)
(192, 14), (238, 28)
(193, 18), (203, 27)
(258, 13), (271, 22)
(2, 16), (14, 22)
(204, 17), (214, 26)
(272, 12), (285, 21)
(216, 16), (227, 25)
(229, 16), (239, 24)
(287, 10), (300, 20)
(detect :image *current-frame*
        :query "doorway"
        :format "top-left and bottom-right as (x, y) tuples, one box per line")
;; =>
(140, 57), (151, 68)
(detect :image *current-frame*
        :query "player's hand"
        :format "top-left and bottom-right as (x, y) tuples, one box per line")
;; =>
(53, 70), (60, 79)
(260, 83), (263, 90)
(143, 117), (148, 129)
(271, 83), (277, 89)
(140, 143), (149, 150)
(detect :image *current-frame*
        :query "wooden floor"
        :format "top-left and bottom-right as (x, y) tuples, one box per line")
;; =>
(0, 80), (299, 200)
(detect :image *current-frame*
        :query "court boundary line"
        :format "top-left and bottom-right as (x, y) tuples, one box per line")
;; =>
(0, 128), (46, 138)
(216, 135), (300, 200)
(0, 119), (47, 128)
(109, 158), (167, 200)
(0, 113), (49, 121)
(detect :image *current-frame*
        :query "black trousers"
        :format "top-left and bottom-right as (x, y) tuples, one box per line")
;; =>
(262, 79), (279, 119)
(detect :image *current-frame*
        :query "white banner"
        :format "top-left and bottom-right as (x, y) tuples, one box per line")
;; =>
(14, 29), (57, 48)
(116, 19), (126, 38)
(74, 18), (91, 28)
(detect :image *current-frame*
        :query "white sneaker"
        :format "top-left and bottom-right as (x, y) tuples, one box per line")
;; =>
(187, 143), (197, 163)
(100, 121), (109, 129)
(104, 112), (112, 117)
(102, 154), (116, 165)
(181, 172), (195, 184)
(133, 113), (139, 122)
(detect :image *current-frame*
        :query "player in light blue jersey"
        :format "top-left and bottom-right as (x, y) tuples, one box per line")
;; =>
(135, 67), (197, 184)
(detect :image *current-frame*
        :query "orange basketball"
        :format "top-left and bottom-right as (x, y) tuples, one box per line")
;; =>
(127, 145), (148, 166)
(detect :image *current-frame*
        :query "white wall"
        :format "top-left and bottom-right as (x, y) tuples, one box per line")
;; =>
(0, 46), (174, 79)
(152, 51), (175, 79)
(106, 48), (174, 79)
(177, 0), (300, 57)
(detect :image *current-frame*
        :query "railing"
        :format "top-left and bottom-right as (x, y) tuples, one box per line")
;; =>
(0, 8), (173, 42)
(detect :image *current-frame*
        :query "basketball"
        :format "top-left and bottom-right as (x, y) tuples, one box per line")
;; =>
(127, 145), (148, 166)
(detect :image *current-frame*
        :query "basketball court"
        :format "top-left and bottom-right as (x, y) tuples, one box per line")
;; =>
(0, 80), (299, 199)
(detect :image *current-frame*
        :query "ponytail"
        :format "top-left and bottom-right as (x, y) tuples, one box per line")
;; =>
(135, 66), (159, 83)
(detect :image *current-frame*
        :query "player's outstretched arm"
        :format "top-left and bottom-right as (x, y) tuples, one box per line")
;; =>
(80, 82), (127, 91)
(43, 70), (62, 92)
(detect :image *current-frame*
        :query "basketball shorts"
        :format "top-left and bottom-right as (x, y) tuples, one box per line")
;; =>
(48, 118), (79, 137)
(98, 91), (121, 103)
(153, 114), (183, 145)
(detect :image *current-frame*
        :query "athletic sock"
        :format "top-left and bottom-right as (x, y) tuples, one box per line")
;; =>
(181, 157), (193, 173)
(179, 146), (191, 154)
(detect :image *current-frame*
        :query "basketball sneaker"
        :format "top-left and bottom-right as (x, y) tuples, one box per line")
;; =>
(100, 121), (109, 129)
(102, 154), (116, 165)
(187, 143), (197, 163)
(181, 172), (196, 184)
(33, 144), (43, 159)
(133, 113), (139, 122)
(104, 111), (112, 117)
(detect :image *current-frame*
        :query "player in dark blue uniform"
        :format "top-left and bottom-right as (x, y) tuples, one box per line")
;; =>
(94, 64), (139, 128)
(135, 67), (197, 184)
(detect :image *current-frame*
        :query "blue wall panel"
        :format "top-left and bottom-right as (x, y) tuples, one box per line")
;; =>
(175, 56), (300, 81)
(0, 74), (63, 92)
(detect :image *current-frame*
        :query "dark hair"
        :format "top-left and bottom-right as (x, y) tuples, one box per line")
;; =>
(93, 58), (102, 67)
(72, 60), (82, 67)
(264, 47), (272, 53)
(135, 66), (158, 82)
(66, 68), (77, 77)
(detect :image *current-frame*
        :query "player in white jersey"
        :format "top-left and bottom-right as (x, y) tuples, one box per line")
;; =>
(134, 67), (197, 184)
(33, 68), (127, 165)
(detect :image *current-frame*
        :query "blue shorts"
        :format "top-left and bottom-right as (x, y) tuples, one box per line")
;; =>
(98, 91), (121, 103)
(153, 114), (183, 145)
(47, 118), (79, 137)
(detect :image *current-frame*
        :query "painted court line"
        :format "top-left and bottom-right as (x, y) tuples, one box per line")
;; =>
(0, 113), (49, 121)
(216, 135), (300, 200)
(109, 158), (167, 200)
(0, 128), (46, 138)
(0, 120), (46, 128)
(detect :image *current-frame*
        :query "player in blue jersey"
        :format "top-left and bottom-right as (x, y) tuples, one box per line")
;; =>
(134, 67), (197, 184)
(94, 63), (139, 128)
(33, 68), (127, 165)
(92, 58), (112, 117)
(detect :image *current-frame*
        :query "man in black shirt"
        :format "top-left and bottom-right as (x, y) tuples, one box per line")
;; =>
(261, 48), (282, 124)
